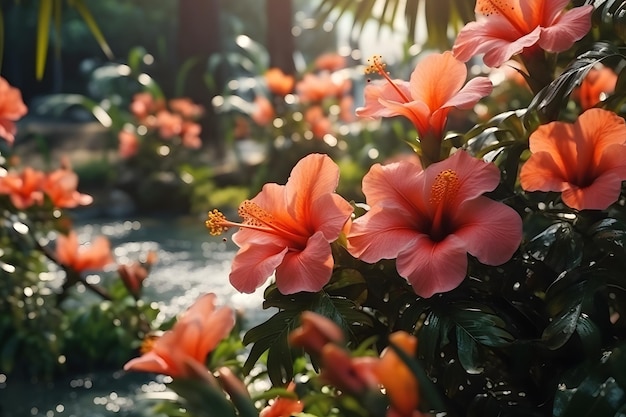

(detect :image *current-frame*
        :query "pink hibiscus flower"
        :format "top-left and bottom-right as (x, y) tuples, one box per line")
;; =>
(206, 153), (353, 294)
(347, 150), (522, 298)
(55, 231), (114, 273)
(42, 161), (93, 208)
(0, 167), (45, 209)
(0, 77), (28, 145)
(356, 52), (492, 165)
(124, 293), (235, 379)
(520, 108), (626, 210)
(452, 0), (593, 68)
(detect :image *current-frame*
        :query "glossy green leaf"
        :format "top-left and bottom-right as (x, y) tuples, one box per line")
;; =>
(36, 0), (53, 80)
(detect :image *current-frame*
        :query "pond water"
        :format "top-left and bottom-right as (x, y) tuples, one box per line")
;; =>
(0, 214), (269, 417)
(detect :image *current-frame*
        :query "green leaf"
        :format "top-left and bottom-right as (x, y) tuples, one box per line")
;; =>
(169, 379), (237, 417)
(36, 0), (53, 80)
(525, 221), (583, 273)
(69, 0), (114, 60)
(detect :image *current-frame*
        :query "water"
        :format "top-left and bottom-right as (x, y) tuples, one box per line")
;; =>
(0, 214), (269, 417)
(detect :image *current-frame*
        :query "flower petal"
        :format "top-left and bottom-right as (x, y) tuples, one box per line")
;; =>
(275, 231), (334, 294)
(355, 80), (412, 119)
(310, 193), (353, 241)
(561, 171), (624, 211)
(454, 197), (522, 265)
(229, 244), (288, 293)
(409, 52), (466, 111)
(539, 5), (593, 52)
(396, 235), (468, 298)
(361, 161), (425, 210)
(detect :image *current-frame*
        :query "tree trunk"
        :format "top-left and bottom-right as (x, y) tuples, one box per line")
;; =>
(266, 0), (296, 75)
(177, 0), (223, 154)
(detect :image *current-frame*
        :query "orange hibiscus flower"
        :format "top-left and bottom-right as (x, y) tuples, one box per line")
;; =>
(118, 130), (140, 159)
(265, 68), (295, 96)
(520, 108), (626, 210)
(0, 77), (28, 145)
(55, 231), (114, 273)
(42, 161), (93, 208)
(347, 150), (522, 298)
(575, 65), (618, 111)
(206, 153), (353, 294)
(356, 52), (492, 165)
(0, 167), (44, 209)
(452, 0), (592, 68)
(124, 293), (235, 378)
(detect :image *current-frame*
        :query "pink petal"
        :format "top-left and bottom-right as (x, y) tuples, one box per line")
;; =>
(539, 5), (593, 52)
(396, 235), (468, 298)
(375, 99), (431, 136)
(409, 52), (466, 110)
(229, 244), (288, 293)
(347, 206), (422, 263)
(440, 77), (493, 111)
(361, 161), (425, 210)
(275, 231), (334, 294)
(355, 80), (412, 119)
(453, 197), (522, 265)
(124, 351), (173, 375)
(519, 152), (569, 192)
(310, 192), (353, 241)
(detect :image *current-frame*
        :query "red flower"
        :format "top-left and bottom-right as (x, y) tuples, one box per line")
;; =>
(347, 150), (522, 297)
(453, 0), (592, 68)
(124, 293), (235, 378)
(42, 161), (92, 208)
(206, 153), (353, 294)
(520, 108), (626, 210)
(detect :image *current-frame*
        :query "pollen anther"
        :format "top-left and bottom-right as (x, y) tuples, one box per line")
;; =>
(430, 169), (460, 205)
(206, 209), (228, 236)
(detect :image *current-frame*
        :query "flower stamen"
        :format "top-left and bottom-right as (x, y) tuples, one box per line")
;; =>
(430, 169), (460, 205)
(206, 209), (230, 235)
(365, 55), (412, 103)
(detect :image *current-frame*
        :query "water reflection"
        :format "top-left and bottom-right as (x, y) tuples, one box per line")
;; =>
(1, 215), (269, 417)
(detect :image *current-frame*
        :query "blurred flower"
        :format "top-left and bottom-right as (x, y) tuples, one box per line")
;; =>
(131, 92), (164, 121)
(0, 76), (28, 145)
(356, 53), (492, 165)
(297, 72), (351, 103)
(520, 108), (626, 210)
(289, 311), (345, 356)
(339, 95), (356, 123)
(452, 0), (592, 68)
(252, 95), (275, 126)
(233, 116), (251, 140)
(375, 331), (419, 417)
(265, 68), (295, 96)
(181, 121), (202, 149)
(42, 169), (92, 208)
(118, 129), (140, 159)
(315, 53), (347, 72)
(304, 106), (332, 138)
(118, 251), (156, 298)
(574, 65), (617, 110)
(124, 293), (235, 378)
(0, 167), (44, 209)
(347, 150), (522, 298)
(169, 98), (204, 119)
(319, 343), (379, 393)
(42, 160), (93, 208)
(259, 382), (304, 417)
(206, 153), (353, 294)
(55, 231), (114, 273)
(155, 110), (183, 139)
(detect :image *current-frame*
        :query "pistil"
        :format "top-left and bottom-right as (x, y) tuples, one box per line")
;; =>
(365, 55), (412, 103)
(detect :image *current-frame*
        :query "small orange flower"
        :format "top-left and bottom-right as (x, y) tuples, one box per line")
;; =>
(118, 130), (140, 159)
(131, 92), (164, 121)
(0, 167), (44, 209)
(124, 293), (236, 379)
(297, 73), (351, 103)
(265, 68), (295, 96)
(315, 53), (347, 72)
(0, 77), (28, 145)
(169, 98), (204, 119)
(42, 160), (92, 208)
(289, 311), (345, 356)
(252, 95), (275, 126)
(181, 121), (202, 149)
(155, 110), (183, 139)
(575, 65), (617, 110)
(55, 231), (114, 273)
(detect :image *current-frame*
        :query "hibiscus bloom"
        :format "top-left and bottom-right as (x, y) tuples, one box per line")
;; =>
(124, 293), (235, 378)
(118, 129), (140, 159)
(55, 231), (113, 273)
(265, 68), (295, 96)
(296, 72), (351, 103)
(356, 53), (492, 165)
(0, 167), (44, 209)
(251, 95), (275, 126)
(169, 97), (204, 119)
(347, 150), (522, 298)
(452, 0), (593, 68)
(259, 382), (304, 417)
(520, 108), (626, 210)
(0, 77), (28, 145)
(206, 153), (353, 294)
(42, 161), (93, 208)
(575, 65), (617, 111)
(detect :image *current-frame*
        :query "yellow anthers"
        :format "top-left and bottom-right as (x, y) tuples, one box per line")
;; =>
(140, 332), (161, 355)
(365, 54), (386, 76)
(238, 200), (274, 228)
(206, 209), (229, 236)
(430, 169), (460, 205)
